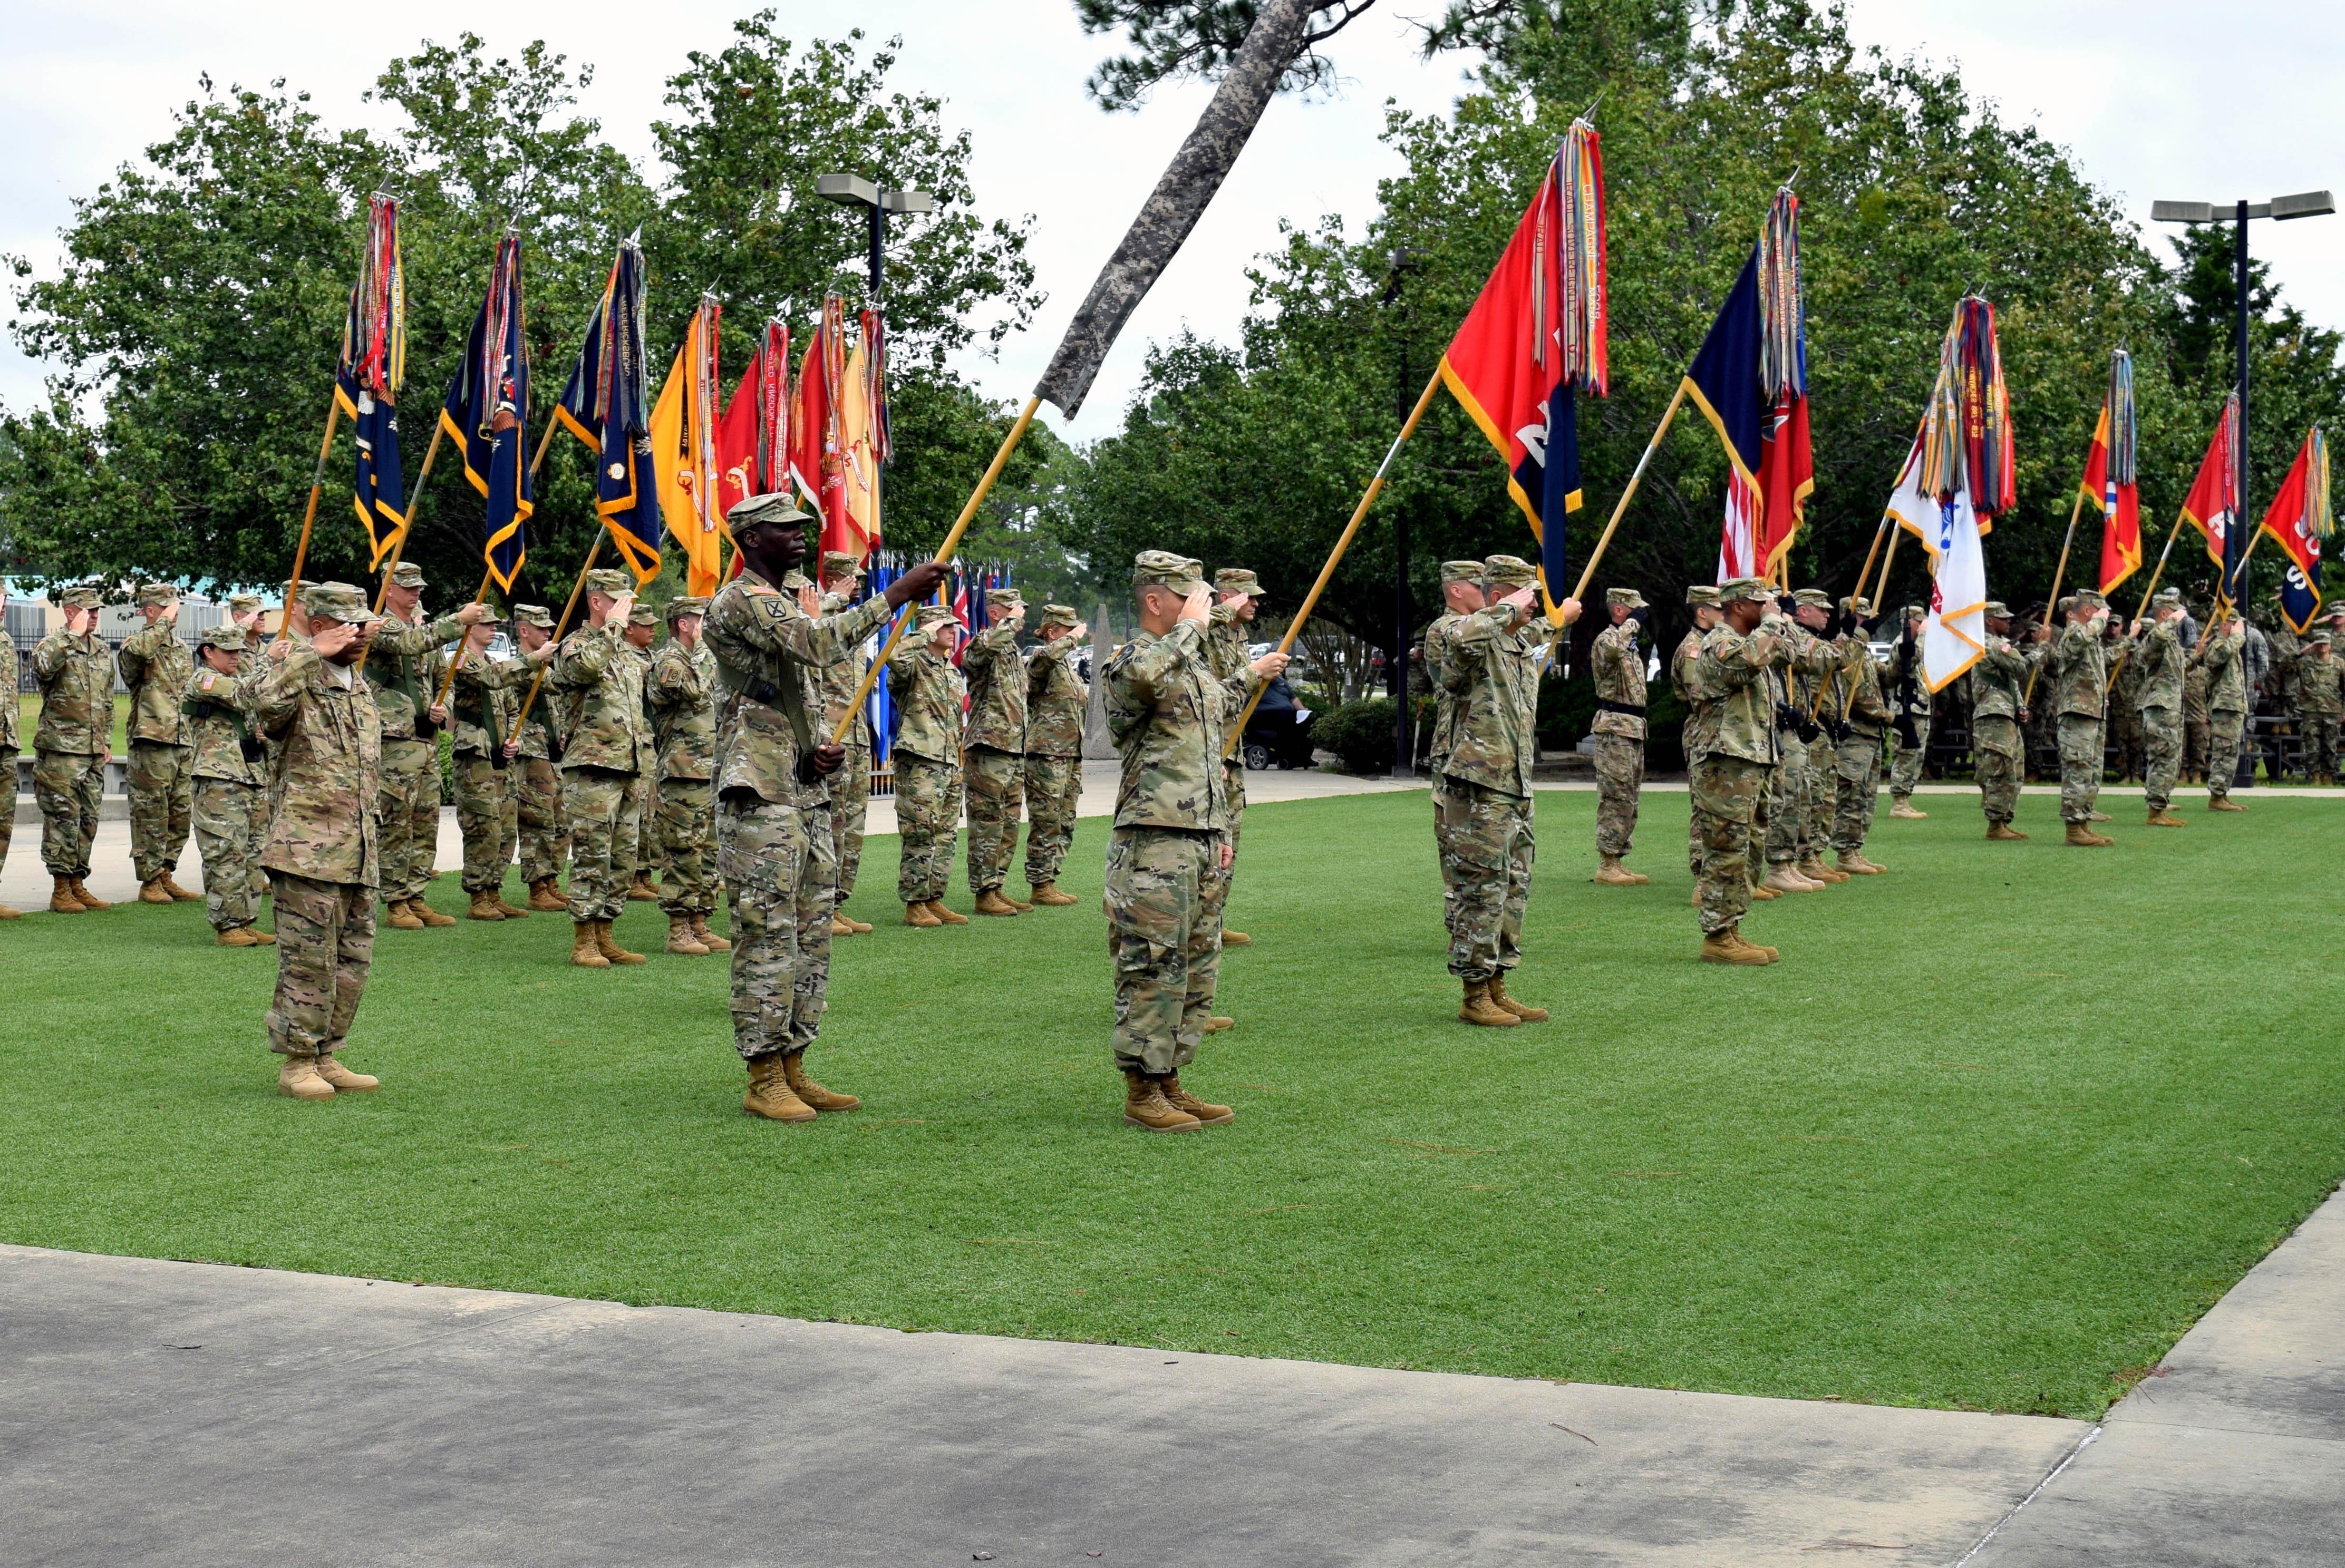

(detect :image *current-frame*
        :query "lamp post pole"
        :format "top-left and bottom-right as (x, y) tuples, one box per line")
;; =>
(1382, 249), (1421, 777)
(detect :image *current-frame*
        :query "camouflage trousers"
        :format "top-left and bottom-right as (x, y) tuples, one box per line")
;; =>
(1106, 824), (1223, 1076)
(2206, 710), (2246, 797)
(1691, 754), (1768, 936)
(1974, 715), (2023, 823)
(1437, 777), (1533, 981)
(1832, 725), (1885, 853)
(376, 738), (441, 903)
(1888, 710), (1932, 798)
(1022, 753), (1083, 888)
(894, 752), (962, 904)
(1682, 733), (1704, 874)
(246, 782), (269, 897)
(1800, 741), (1834, 854)
(2140, 706), (2182, 811)
(718, 794), (836, 1060)
(1198, 765), (1246, 929)
(1765, 732), (1811, 865)
(2056, 714), (2104, 822)
(452, 754), (517, 893)
(562, 765), (645, 922)
(2183, 717), (2210, 782)
(1593, 733), (1644, 856)
(628, 779), (656, 885)
(515, 756), (568, 885)
(963, 745), (1025, 894)
(191, 776), (261, 931)
(33, 748), (104, 876)
(2302, 714), (2340, 778)
(0, 748), (12, 882)
(832, 741), (870, 901)
(265, 872), (375, 1059)
(127, 739), (194, 882)
(656, 777), (716, 917)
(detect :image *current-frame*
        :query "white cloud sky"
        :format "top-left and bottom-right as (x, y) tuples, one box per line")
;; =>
(5, 1), (2342, 446)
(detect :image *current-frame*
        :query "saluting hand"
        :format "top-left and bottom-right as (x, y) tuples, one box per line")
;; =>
(311, 620), (362, 659)
(797, 583), (823, 617)
(1178, 584), (1212, 625)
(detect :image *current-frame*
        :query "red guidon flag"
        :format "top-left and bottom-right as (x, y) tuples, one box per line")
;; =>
(2087, 351), (2141, 594)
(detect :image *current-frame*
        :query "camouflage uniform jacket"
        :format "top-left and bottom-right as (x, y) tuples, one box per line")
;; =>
(1438, 606), (1555, 798)
(448, 651), (528, 758)
(705, 566), (893, 807)
(816, 630), (873, 752)
(1200, 610), (1256, 783)
(1972, 635), (2040, 722)
(512, 669), (558, 762)
(2268, 623), (2304, 705)
(2300, 654), (2344, 716)
(1023, 636), (1089, 758)
(1670, 628), (1716, 760)
(250, 642), (384, 887)
(962, 622), (1027, 753)
(1103, 619), (1246, 832)
(181, 663), (265, 785)
(2130, 620), (2186, 713)
(1693, 621), (1785, 766)
(1590, 621), (1647, 740)
(548, 620), (656, 775)
(887, 643), (967, 764)
(364, 609), (466, 741)
(0, 632), (16, 749)
(117, 618), (192, 745)
(1835, 634), (1892, 729)
(31, 629), (114, 755)
(1424, 612), (1468, 774)
(2193, 622), (2248, 713)
(2183, 663), (2212, 725)
(647, 640), (717, 783)
(1774, 624), (1839, 722)
(2049, 620), (2112, 719)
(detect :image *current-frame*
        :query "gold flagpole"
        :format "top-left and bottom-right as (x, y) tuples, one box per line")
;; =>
(432, 564), (501, 710)
(2105, 510), (2183, 694)
(2022, 484), (2093, 706)
(283, 395), (343, 615)
(513, 531), (606, 734)
(353, 422), (450, 675)
(1567, 384), (1689, 608)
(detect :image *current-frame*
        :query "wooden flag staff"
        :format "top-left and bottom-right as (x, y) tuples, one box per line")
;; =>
(2021, 484), (2092, 706)
(283, 394), (343, 616)
(2103, 510), (2181, 694)
(353, 422), (452, 675)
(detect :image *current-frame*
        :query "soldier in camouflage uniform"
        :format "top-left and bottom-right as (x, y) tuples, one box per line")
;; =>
(705, 494), (937, 1121)
(1885, 604), (1932, 819)
(224, 592), (272, 898)
(890, 606), (969, 926)
(619, 604), (664, 901)
(1671, 585), (1721, 902)
(962, 588), (1031, 916)
(2182, 655), (2212, 784)
(505, 606), (569, 910)
(1820, 597), (1892, 873)
(119, 582), (201, 903)
(1971, 602), (2041, 839)
(2047, 591), (2117, 844)
(367, 563), (483, 929)
(1201, 568), (1266, 949)
(0, 580), (18, 919)
(2299, 630), (2342, 783)
(1690, 579), (1785, 964)
(1590, 587), (1650, 887)
(2194, 605), (2251, 811)
(250, 583), (387, 1100)
(1102, 551), (1286, 1131)
(816, 551), (876, 935)
(32, 582), (115, 913)
(2265, 590), (2304, 773)
(1759, 590), (1837, 894)
(1021, 603), (1090, 904)
(648, 595), (726, 956)
(2108, 620), (2147, 783)
(1425, 561), (1488, 932)
(1436, 554), (1582, 1024)
(2100, 615), (2139, 788)
(548, 568), (658, 966)
(2129, 587), (2189, 826)
(448, 613), (550, 921)
(181, 623), (273, 944)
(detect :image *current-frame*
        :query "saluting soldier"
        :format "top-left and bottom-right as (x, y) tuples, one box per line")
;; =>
(620, 603), (664, 901)
(448, 611), (550, 921)
(890, 606), (969, 927)
(2045, 590), (2116, 842)
(1885, 603), (1932, 820)
(816, 551), (876, 934)
(505, 606), (571, 911)
(251, 583), (386, 1100)
(224, 591), (272, 899)
(1759, 590), (1837, 895)
(181, 622), (273, 946)
(1671, 584), (1722, 904)
(368, 563), (484, 928)
(1426, 561), (1488, 929)
(1021, 603), (1090, 905)
(548, 569), (657, 966)
(962, 587), (1031, 917)
(2299, 629), (2342, 784)
(1690, 579), (1785, 965)
(119, 582), (201, 903)
(1971, 601), (2042, 838)
(2195, 605), (2251, 810)
(647, 595), (726, 956)
(2130, 587), (2189, 826)
(32, 582), (115, 913)
(1827, 597), (1892, 874)
(1590, 587), (1650, 887)
(0, 580), (19, 920)
(1201, 568), (1266, 946)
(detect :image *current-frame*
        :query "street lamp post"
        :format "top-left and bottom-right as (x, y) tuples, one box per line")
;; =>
(1382, 249), (1422, 778)
(2152, 188), (2332, 787)
(816, 173), (934, 302)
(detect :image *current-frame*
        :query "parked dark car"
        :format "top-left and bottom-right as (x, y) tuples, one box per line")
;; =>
(1242, 675), (1316, 770)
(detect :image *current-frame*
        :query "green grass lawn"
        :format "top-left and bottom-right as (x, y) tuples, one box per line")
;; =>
(16, 692), (132, 755)
(3, 787), (2339, 1417)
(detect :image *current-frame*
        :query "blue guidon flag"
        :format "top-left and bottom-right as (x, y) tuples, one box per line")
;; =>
(556, 235), (660, 584)
(440, 232), (532, 593)
(334, 193), (407, 569)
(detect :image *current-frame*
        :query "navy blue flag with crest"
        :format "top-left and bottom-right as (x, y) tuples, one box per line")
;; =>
(334, 194), (407, 569)
(556, 235), (660, 582)
(440, 232), (532, 594)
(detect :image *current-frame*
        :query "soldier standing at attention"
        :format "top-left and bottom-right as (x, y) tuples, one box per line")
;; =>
(2048, 591), (2117, 844)
(508, 606), (570, 910)
(1672, 585), (1721, 905)
(32, 583), (115, 913)
(1104, 551), (1288, 1131)
(2130, 588), (2189, 826)
(1827, 597), (1892, 874)
(1971, 602), (2041, 839)
(181, 623), (273, 946)
(368, 563), (483, 929)
(2299, 630), (2342, 784)
(1885, 604), (1932, 819)
(1425, 561), (1488, 932)
(119, 582), (201, 904)
(549, 569), (657, 966)
(448, 612), (549, 921)
(2182, 634), (2213, 785)
(889, 606), (968, 927)
(2195, 605), (2251, 812)
(0, 580), (18, 920)
(621, 603), (664, 902)
(1590, 587), (1650, 887)
(962, 588), (1031, 917)
(816, 551), (876, 935)
(1201, 568), (1265, 946)
(648, 596), (725, 956)
(1690, 579), (1784, 965)
(1021, 603), (1090, 906)
(705, 494), (941, 1121)
(224, 592), (272, 900)
(1758, 591), (1836, 896)
(1437, 554), (1582, 1026)
(251, 583), (386, 1100)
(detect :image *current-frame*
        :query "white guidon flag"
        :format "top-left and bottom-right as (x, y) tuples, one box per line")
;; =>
(1883, 435), (1989, 691)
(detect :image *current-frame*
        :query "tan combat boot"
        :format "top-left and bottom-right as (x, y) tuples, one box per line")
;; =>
(468, 888), (505, 921)
(1160, 1074), (1233, 1126)
(493, 889), (531, 919)
(782, 1051), (860, 1113)
(1486, 973), (1549, 1022)
(69, 878), (109, 910)
(1749, 880), (1780, 901)
(743, 1054), (817, 1122)
(1762, 863), (1820, 894)
(1593, 855), (1640, 887)
(594, 919), (647, 965)
(528, 876), (567, 912)
(1005, 890), (1035, 912)
(1458, 979), (1520, 1027)
(904, 901), (943, 928)
(627, 872), (660, 900)
(1028, 882), (1080, 907)
(570, 921), (611, 968)
(2146, 808), (2187, 828)
(2065, 821), (2114, 847)
(411, 898), (457, 928)
(1739, 929), (1781, 961)
(1888, 798), (1928, 820)
(1836, 852), (1885, 875)
(1797, 856), (1849, 884)
(1985, 821), (2029, 841)
(250, 928), (277, 946)
(2207, 795), (2249, 812)
(0, 900), (19, 920)
(1700, 924), (1776, 966)
(277, 1058), (334, 1100)
(691, 915), (731, 951)
(972, 888), (1021, 917)
(162, 873), (201, 901)
(838, 912), (871, 934)
(138, 876), (175, 905)
(1203, 1016), (1235, 1034)
(665, 916), (710, 955)
(49, 876), (86, 914)
(1122, 1070), (1200, 1132)
(830, 914), (857, 937)
(926, 900), (968, 926)
(1220, 928), (1253, 947)
(315, 1054), (379, 1092)
(215, 926), (263, 947)
(385, 899), (424, 931)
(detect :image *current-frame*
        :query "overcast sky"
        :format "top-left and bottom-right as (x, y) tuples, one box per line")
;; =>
(6, 1), (2342, 445)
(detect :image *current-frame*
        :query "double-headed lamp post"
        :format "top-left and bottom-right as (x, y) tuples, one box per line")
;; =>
(815, 173), (934, 303)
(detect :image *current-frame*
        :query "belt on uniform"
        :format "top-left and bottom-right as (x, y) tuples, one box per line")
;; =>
(1595, 699), (1646, 717)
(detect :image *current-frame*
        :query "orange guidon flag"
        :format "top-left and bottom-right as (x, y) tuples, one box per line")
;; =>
(648, 295), (724, 596)
(2086, 350), (2141, 595)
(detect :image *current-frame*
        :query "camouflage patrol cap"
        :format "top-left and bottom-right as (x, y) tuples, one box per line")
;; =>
(1983, 601), (2012, 620)
(914, 604), (959, 632)
(54, 582), (104, 610)
(985, 588), (1026, 615)
(1132, 550), (1204, 595)
(1684, 585), (1720, 608)
(585, 568), (634, 595)
(726, 492), (812, 530)
(819, 592), (847, 614)
(626, 602), (660, 627)
(1790, 589), (1833, 609)
(1719, 577), (1772, 605)
(1481, 554), (1539, 589)
(226, 592), (265, 617)
(302, 581), (380, 625)
(511, 603), (555, 629)
(781, 570), (813, 592)
(1040, 603), (1083, 631)
(2151, 587), (2183, 608)
(199, 622), (248, 651)
(819, 550), (864, 580)
(135, 581), (178, 607)
(1606, 587), (1646, 610)
(1214, 568), (1264, 598)
(1840, 594), (1873, 615)
(2073, 589), (2108, 610)
(665, 595), (710, 624)
(389, 562), (427, 590)
(1903, 603), (1926, 620)
(1441, 560), (1485, 585)
(2312, 629), (2334, 645)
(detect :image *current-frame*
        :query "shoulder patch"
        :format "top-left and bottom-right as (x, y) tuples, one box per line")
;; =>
(199, 671), (218, 692)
